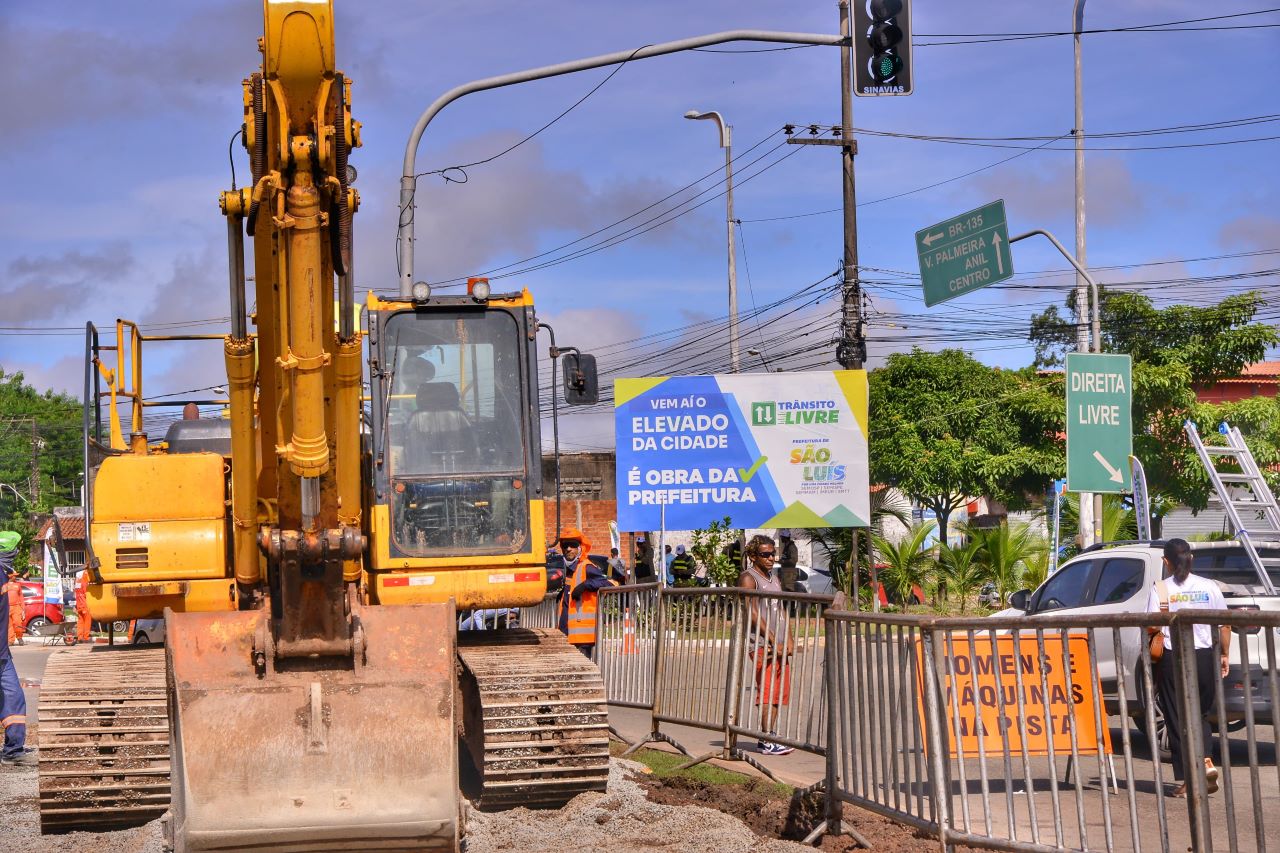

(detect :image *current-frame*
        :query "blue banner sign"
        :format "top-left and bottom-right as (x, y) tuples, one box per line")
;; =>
(614, 371), (869, 531)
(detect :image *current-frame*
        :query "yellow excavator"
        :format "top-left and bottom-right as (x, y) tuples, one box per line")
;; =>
(37, 2), (608, 849)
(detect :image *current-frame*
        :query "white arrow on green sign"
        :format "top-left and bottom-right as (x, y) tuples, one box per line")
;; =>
(916, 199), (1014, 307)
(1066, 352), (1133, 494)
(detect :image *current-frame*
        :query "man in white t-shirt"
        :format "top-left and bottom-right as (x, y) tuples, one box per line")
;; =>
(1147, 538), (1231, 798)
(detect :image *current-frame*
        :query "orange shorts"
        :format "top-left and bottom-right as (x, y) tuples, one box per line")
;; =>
(753, 652), (791, 706)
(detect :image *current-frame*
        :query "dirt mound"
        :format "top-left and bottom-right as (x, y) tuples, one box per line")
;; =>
(465, 759), (814, 852)
(636, 765), (937, 853)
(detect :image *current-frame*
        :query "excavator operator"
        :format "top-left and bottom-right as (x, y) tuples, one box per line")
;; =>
(556, 527), (616, 658)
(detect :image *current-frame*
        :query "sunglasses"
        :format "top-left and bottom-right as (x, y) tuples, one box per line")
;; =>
(559, 540), (581, 549)
(756, 551), (776, 559)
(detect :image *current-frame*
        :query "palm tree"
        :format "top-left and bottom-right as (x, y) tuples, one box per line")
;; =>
(970, 521), (1040, 606)
(1060, 493), (1136, 554)
(805, 488), (912, 596)
(1019, 543), (1053, 593)
(936, 538), (987, 613)
(872, 521), (937, 607)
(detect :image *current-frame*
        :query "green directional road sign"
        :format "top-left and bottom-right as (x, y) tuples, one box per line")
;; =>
(1066, 352), (1133, 494)
(916, 199), (1014, 307)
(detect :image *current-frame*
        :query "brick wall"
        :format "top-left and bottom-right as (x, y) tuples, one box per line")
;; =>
(544, 498), (618, 556)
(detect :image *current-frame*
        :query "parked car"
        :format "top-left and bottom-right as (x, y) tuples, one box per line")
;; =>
(17, 580), (65, 635)
(997, 540), (1280, 752)
(794, 564), (830, 595)
(131, 618), (166, 645)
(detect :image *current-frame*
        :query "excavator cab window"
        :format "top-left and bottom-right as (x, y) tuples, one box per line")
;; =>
(382, 310), (529, 556)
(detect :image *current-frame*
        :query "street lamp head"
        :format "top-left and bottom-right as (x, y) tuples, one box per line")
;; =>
(683, 109), (730, 148)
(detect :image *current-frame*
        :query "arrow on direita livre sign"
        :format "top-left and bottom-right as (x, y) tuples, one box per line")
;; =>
(921, 231), (944, 248)
(1092, 450), (1124, 484)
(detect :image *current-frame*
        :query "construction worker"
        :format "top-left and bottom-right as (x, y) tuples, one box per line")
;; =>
(777, 529), (800, 593)
(1, 534), (35, 766)
(556, 527), (616, 658)
(669, 544), (697, 586)
(2, 532), (22, 647)
(75, 569), (92, 643)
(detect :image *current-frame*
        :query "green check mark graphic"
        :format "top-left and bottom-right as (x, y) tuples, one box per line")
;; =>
(738, 455), (767, 482)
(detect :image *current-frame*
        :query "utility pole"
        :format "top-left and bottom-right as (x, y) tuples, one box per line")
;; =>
(1073, 0), (1101, 547)
(30, 420), (42, 506)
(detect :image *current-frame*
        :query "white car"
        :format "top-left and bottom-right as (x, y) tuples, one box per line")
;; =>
(1000, 540), (1280, 751)
(793, 564), (833, 596)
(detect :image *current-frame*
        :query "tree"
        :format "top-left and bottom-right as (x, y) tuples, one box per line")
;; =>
(1059, 493), (1136, 553)
(1030, 289), (1280, 514)
(871, 521), (936, 606)
(935, 538), (987, 612)
(689, 516), (738, 587)
(804, 488), (911, 596)
(969, 521), (1041, 606)
(0, 369), (82, 545)
(869, 348), (1062, 540)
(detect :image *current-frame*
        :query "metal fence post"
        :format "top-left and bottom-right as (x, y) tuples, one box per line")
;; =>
(721, 589), (747, 758)
(920, 626), (954, 853)
(1173, 618), (1211, 853)
(823, 610), (843, 837)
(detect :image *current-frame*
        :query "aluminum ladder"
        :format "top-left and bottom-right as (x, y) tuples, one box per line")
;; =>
(1184, 420), (1280, 595)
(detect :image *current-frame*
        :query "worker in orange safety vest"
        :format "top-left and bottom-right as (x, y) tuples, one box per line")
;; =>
(556, 527), (616, 658)
(2, 539), (21, 648)
(75, 570), (92, 643)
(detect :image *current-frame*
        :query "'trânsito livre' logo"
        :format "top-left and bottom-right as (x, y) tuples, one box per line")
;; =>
(750, 399), (841, 427)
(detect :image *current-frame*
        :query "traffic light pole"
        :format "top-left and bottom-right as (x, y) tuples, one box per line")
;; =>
(839, 0), (864, 619)
(838, 0), (864, 373)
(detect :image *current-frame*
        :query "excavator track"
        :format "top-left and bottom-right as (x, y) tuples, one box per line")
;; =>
(458, 627), (610, 810)
(37, 645), (170, 834)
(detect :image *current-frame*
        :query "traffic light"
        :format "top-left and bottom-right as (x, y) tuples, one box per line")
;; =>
(853, 0), (913, 97)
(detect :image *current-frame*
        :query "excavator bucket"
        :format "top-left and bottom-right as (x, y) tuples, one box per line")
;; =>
(164, 605), (460, 853)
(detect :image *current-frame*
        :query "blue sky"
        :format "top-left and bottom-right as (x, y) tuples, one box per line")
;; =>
(2, 0), (1277, 451)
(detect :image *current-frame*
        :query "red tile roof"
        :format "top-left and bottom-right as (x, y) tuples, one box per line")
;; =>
(37, 514), (86, 542)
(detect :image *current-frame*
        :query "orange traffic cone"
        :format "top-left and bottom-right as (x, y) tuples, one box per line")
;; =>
(622, 607), (637, 655)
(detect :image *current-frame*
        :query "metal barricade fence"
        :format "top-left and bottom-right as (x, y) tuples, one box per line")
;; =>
(730, 589), (830, 755)
(596, 583), (660, 710)
(825, 613), (935, 836)
(596, 586), (832, 774)
(520, 592), (560, 629)
(595, 585), (1279, 853)
(1172, 609), (1280, 853)
(820, 608), (1280, 853)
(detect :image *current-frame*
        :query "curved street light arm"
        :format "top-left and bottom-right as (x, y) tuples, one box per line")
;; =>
(398, 29), (845, 296)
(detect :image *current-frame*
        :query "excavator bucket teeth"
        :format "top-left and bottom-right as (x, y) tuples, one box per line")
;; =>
(165, 605), (459, 853)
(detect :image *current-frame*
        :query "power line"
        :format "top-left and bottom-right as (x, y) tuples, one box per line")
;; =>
(914, 8), (1280, 46)
(417, 128), (785, 288)
(740, 131), (1070, 223)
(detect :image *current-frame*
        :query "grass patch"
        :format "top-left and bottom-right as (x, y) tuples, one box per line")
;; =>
(611, 742), (793, 797)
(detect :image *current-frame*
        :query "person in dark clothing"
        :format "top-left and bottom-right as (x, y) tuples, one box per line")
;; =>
(669, 545), (697, 586)
(1148, 537), (1229, 798)
(1, 535), (35, 766)
(607, 548), (628, 584)
(633, 537), (655, 582)
(776, 529), (800, 592)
